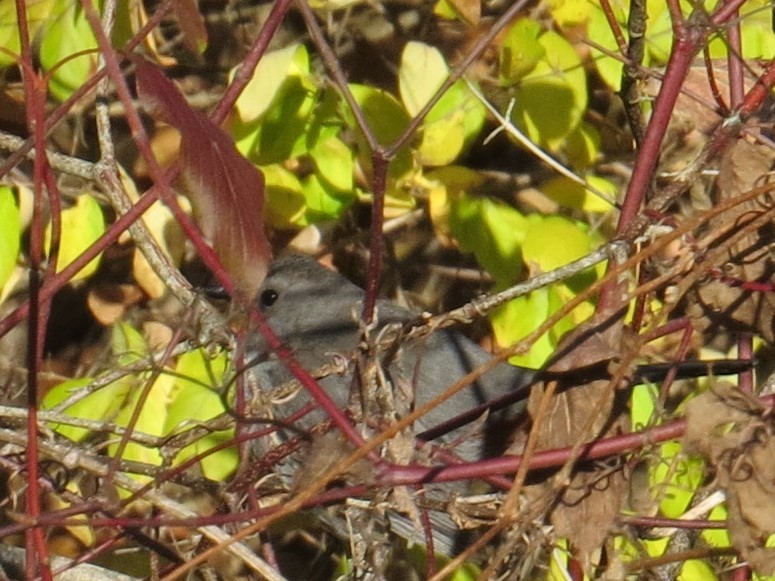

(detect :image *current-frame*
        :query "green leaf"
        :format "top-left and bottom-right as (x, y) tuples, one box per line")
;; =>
(547, 0), (591, 27)
(0, 185), (20, 292)
(165, 349), (237, 481)
(300, 172), (355, 224)
(521, 215), (593, 273)
(491, 289), (555, 368)
(45, 193), (105, 282)
(701, 505), (731, 548)
(43, 376), (132, 442)
(39, 0), (99, 101)
(511, 29), (587, 150)
(399, 41), (485, 166)
(541, 174), (617, 213)
(678, 559), (718, 581)
(499, 18), (545, 84)
(0, 0), (55, 67)
(234, 44), (311, 123)
(310, 136), (354, 193)
(652, 440), (704, 518)
(346, 84), (413, 180)
(262, 164), (306, 227)
(399, 41), (449, 117)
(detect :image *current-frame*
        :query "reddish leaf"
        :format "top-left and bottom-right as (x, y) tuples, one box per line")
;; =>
(134, 57), (272, 298)
(172, 0), (208, 54)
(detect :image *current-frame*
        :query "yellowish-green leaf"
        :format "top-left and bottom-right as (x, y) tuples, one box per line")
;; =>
(43, 376), (133, 442)
(263, 164), (306, 227)
(347, 84), (413, 180)
(491, 289), (555, 368)
(587, 0), (672, 91)
(301, 172), (355, 225)
(419, 108), (466, 166)
(45, 193), (105, 282)
(398, 42), (485, 165)
(0, 185), (19, 291)
(645, 1), (673, 64)
(165, 349), (236, 480)
(421, 80), (485, 166)
(499, 18), (545, 84)
(452, 194), (527, 285)
(234, 43), (311, 123)
(631, 383), (657, 430)
(307, 0), (364, 11)
(112, 321), (150, 365)
(511, 30), (587, 150)
(39, 0), (99, 101)
(310, 136), (354, 193)
(233, 75), (318, 164)
(433, 0), (459, 20)
(399, 41), (449, 117)
(564, 121), (601, 169)
(541, 174), (617, 213)
(701, 504), (731, 548)
(708, 0), (775, 60)
(678, 559), (718, 581)
(521, 215), (592, 273)
(586, 2), (626, 90)
(547, 0), (590, 27)
(0, 0), (55, 67)
(109, 371), (174, 477)
(653, 440), (703, 518)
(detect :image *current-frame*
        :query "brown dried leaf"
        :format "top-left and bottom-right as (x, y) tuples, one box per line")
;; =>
(523, 315), (630, 562)
(684, 384), (775, 575)
(686, 134), (775, 342)
(87, 283), (144, 325)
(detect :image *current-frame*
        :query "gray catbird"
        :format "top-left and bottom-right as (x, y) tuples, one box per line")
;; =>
(239, 255), (751, 557)
(242, 254), (534, 554)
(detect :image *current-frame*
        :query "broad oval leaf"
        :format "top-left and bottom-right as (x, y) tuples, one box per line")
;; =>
(164, 349), (236, 481)
(521, 215), (593, 273)
(43, 376), (133, 442)
(399, 41), (449, 117)
(511, 29), (587, 150)
(234, 43), (311, 123)
(499, 18), (545, 85)
(541, 174), (617, 213)
(301, 172), (355, 224)
(0, 185), (20, 291)
(347, 84), (413, 181)
(263, 163), (306, 227)
(399, 41), (485, 165)
(45, 193), (105, 282)
(0, 0), (55, 68)
(39, 0), (99, 102)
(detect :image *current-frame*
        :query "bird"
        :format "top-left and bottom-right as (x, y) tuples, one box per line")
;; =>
(240, 254), (535, 555)
(237, 254), (753, 556)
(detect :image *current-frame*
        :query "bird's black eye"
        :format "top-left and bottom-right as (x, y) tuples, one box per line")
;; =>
(259, 288), (279, 308)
